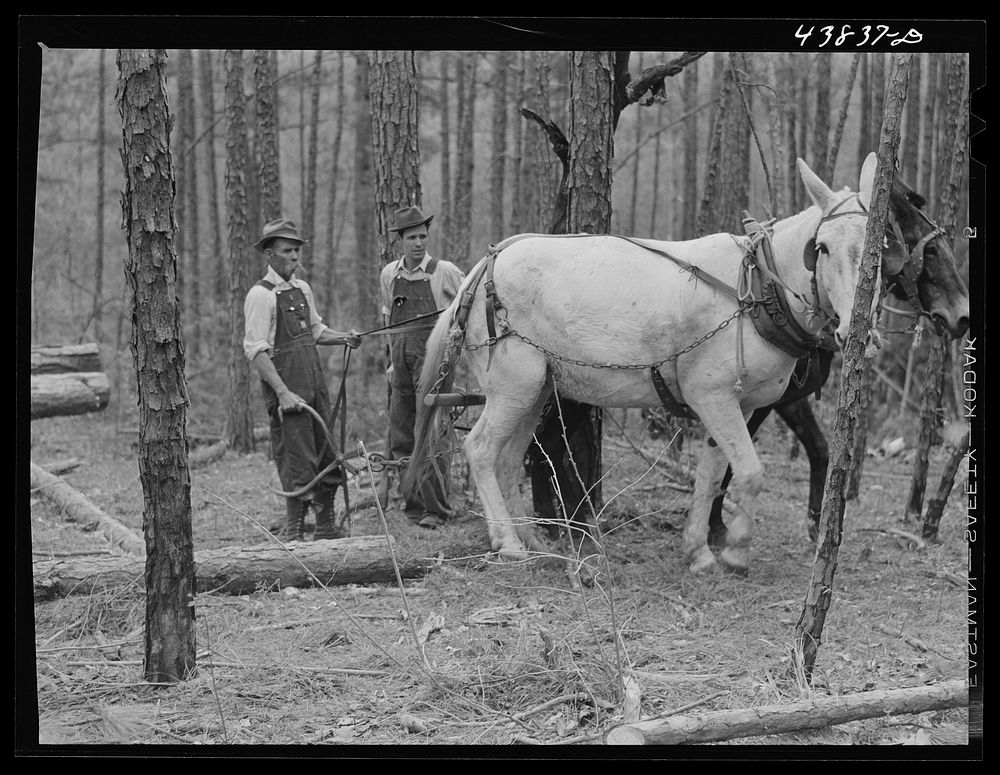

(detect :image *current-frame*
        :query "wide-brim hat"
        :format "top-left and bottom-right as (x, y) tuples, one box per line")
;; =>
(390, 206), (434, 234)
(253, 218), (309, 253)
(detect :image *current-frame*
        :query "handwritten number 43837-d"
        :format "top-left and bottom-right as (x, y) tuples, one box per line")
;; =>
(795, 24), (923, 47)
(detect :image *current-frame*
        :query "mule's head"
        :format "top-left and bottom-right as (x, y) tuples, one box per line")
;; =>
(798, 152), (882, 355)
(884, 178), (970, 339)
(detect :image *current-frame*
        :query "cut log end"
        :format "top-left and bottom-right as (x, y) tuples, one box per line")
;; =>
(31, 372), (111, 419)
(605, 726), (646, 745)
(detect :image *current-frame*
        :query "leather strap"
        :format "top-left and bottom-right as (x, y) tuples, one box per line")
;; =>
(747, 231), (824, 358)
(616, 235), (741, 301)
(484, 254), (499, 371)
(650, 366), (696, 419)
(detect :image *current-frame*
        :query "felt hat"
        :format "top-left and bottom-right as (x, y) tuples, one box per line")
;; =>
(390, 206), (434, 233)
(253, 218), (308, 253)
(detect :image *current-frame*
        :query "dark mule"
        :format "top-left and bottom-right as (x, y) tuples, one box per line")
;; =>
(528, 175), (970, 545)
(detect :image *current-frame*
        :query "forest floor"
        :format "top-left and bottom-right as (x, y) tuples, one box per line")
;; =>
(24, 365), (973, 755)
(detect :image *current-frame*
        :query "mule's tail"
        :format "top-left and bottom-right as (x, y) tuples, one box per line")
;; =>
(400, 257), (487, 501)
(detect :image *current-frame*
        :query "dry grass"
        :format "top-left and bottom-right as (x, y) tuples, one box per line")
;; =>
(27, 372), (971, 750)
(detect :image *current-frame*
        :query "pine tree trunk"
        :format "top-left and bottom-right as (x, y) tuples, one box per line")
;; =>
(696, 54), (732, 236)
(369, 49), (422, 272)
(93, 49), (106, 342)
(796, 62), (809, 208)
(302, 51), (322, 272)
(117, 48), (197, 684)
(795, 53), (913, 679)
(763, 54), (786, 218)
(811, 52), (831, 181)
(453, 53), (477, 264)
(827, 53), (861, 183)
(224, 50), (256, 455)
(174, 52), (191, 328)
(900, 54), (922, 184)
(906, 332), (946, 521)
(922, 431), (969, 540)
(857, 54), (872, 172)
(438, 53), (452, 250)
(352, 54), (375, 335)
(299, 51), (306, 219)
(722, 53), (752, 228)
(871, 53), (887, 147)
(564, 51), (616, 512)
(937, 54), (969, 229)
(628, 54), (643, 234)
(784, 54), (799, 212)
(508, 53), (528, 234)
(919, 54), (939, 203)
(178, 50), (202, 360)
(523, 51), (554, 233)
(199, 50), (226, 336)
(324, 51), (347, 320)
(681, 57), (699, 236)
(650, 99), (664, 237)
(254, 49), (282, 222)
(489, 51), (509, 241)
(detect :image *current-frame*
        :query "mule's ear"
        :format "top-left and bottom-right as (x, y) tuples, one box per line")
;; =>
(803, 237), (819, 272)
(797, 157), (835, 212)
(858, 152), (878, 210)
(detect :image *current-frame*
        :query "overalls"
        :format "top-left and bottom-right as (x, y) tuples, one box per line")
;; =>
(387, 260), (453, 520)
(259, 280), (343, 498)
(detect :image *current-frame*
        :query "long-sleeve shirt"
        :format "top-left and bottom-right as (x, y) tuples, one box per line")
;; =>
(243, 266), (326, 362)
(378, 252), (466, 320)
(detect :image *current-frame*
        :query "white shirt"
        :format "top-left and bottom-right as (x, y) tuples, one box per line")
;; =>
(378, 252), (466, 319)
(243, 266), (326, 362)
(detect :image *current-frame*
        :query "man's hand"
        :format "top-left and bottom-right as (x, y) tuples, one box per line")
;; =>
(277, 388), (306, 417)
(343, 329), (363, 349)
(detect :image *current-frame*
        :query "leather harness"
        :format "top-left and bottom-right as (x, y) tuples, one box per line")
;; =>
(443, 214), (851, 418)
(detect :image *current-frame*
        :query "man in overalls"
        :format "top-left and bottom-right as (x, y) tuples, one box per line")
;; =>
(244, 219), (363, 541)
(379, 206), (465, 528)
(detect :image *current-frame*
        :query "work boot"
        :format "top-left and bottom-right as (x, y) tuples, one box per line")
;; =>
(313, 487), (346, 540)
(276, 497), (307, 542)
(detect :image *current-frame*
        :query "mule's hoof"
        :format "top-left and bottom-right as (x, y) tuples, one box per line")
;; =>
(492, 539), (530, 562)
(806, 521), (820, 542)
(688, 546), (718, 574)
(719, 546), (750, 575)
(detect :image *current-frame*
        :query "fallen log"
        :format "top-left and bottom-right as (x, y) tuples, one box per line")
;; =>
(31, 372), (111, 419)
(30, 343), (102, 374)
(605, 679), (967, 745)
(30, 462), (145, 557)
(33, 535), (436, 601)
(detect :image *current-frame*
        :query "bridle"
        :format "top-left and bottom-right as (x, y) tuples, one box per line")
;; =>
(803, 193), (870, 342)
(885, 205), (947, 324)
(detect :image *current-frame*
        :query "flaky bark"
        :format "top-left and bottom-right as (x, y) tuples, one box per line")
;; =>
(224, 50), (255, 454)
(795, 53), (913, 679)
(254, 49), (282, 222)
(117, 47), (198, 683)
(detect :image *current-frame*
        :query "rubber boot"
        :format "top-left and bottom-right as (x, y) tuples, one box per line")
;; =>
(313, 486), (346, 540)
(277, 497), (307, 542)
